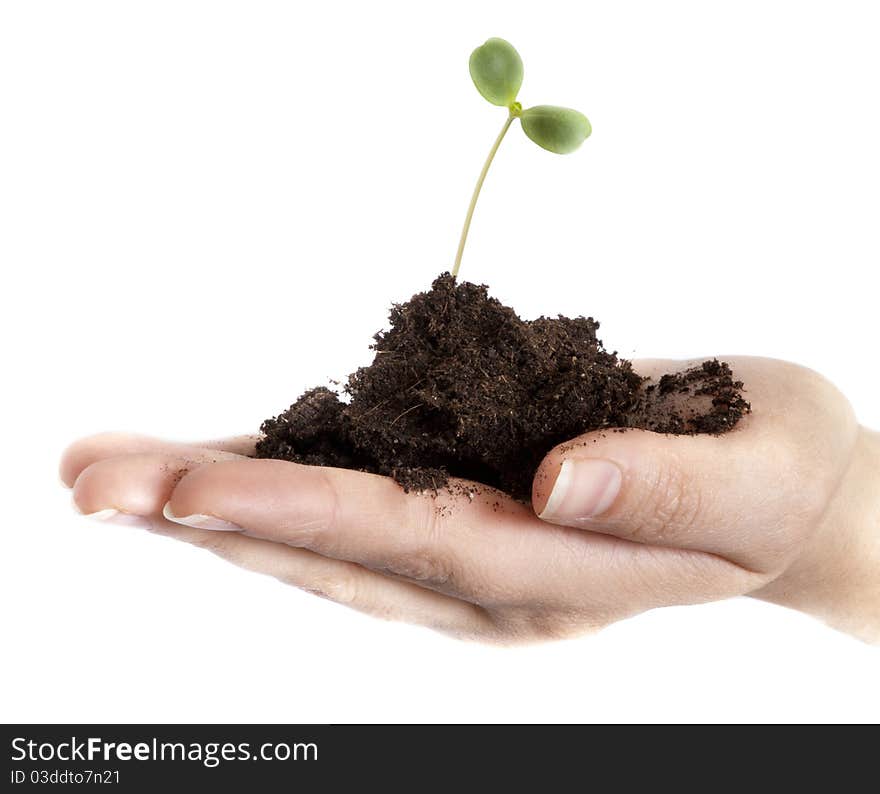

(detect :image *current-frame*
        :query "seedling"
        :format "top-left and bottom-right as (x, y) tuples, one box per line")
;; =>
(452, 38), (592, 278)
(257, 38), (748, 501)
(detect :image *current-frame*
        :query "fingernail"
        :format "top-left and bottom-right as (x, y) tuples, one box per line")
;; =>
(162, 502), (241, 532)
(78, 507), (153, 530)
(538, 458), (622, 523)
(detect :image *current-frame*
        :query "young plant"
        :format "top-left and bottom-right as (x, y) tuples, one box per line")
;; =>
(452, 38), (591, 278)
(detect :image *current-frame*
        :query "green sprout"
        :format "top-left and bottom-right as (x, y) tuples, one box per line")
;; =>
(452, 38), (592, 278)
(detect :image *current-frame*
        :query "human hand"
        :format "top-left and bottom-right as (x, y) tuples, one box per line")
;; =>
(61, 357), (880, 644)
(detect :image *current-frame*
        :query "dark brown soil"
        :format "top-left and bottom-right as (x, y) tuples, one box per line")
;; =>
(256, 274), (749, 500)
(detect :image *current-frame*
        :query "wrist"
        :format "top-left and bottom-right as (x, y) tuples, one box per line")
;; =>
(751, 426), (880, 642)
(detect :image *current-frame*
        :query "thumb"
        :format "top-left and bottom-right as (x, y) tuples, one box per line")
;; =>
(531, 427), (804, 575)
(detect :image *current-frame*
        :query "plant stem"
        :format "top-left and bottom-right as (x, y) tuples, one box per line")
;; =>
(451, 113), (515, 279)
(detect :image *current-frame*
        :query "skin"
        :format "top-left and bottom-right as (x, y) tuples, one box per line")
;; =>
(61, 357), (880, 645)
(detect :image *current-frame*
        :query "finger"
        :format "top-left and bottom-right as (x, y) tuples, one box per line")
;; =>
(150, 520), (495, 641)
(629, 357), (681, 380)
(60, 432), (258, 487)
(162, 458), (758, 611)
(194, 436), (260, 456)
(533, 357), (859, 574)
(71, 452), (494, 640)
(72, 450), (248, 518)
(163, 458), (507, 596)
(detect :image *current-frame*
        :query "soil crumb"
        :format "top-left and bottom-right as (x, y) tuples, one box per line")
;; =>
(256, 274), (749, 500)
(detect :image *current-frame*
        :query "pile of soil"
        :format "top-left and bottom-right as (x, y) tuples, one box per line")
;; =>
(256, 274), (749, 500)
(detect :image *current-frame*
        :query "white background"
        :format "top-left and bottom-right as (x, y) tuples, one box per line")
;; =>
(2, 1), (878, 723)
